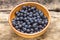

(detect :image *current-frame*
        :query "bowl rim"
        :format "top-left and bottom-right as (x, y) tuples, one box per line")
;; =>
(8, 2), (51, 35)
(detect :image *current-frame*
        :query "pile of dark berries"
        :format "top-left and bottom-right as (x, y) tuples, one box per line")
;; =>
(12, 6), (48, 34)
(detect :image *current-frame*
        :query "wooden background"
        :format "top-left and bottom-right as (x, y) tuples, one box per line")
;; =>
(0, 0), (60, 40)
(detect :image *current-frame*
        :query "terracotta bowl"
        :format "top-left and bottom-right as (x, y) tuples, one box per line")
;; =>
(8, 2), (50, 38)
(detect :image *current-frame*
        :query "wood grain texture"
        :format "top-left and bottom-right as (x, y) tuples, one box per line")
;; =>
(0, 0), (60, 11)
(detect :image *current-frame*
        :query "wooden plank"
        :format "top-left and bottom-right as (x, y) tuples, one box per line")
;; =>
(0, 11), (60, 23)
(0, 14), (60, 40)
(0, 0), (60, 11)
(0, 3), (60, 12)
(0, 12), (9, 23)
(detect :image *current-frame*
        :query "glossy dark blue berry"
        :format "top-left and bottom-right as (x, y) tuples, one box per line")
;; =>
(20, 10), (25, 13)
(36, 9), (39, 12)
(33, 14), (37, 17)
(29, 14), (32, 17)
(30, 28), (34, 32)
(24, 14), (27, 17)
(26, 25), (31, 29)
(35, 12), (39, 16)
(28, 8), (31, 12)
(19, 17), (23, 20)
(27, 13), (30, 15)
(27, 22), (30, 25)
(33, 10), (36, 13)
(26, 20), (29, 23)
(34, 27), (39, 32)
(29, 15), (32, 17)
(37, 16), (40, 19)
(43, 24), (46, 27)
(31, 7), (36, 10)
(30, 31), (33, 34)
(24, 10), (27, 13)
(20, 21), (23, 24)
(38, 25), (43, 29)
(19, 24), (22, 28)
(16, 17), (20, 21)
(40, 12), (44, 17)
(20, 13), (23, 16)
(15, 26), (19, 29)
(24, 17), (27, 20)
(33, 23), (37, 27)
(44, 20), (48, 24)
(28, 25), (31, 28)
(29, 18), (33, 23)
(22, 22), (26, 26)
(41, 21), (45, 25)
(37, 20), (42, 24)
(24, 25), (28, 28)
(17, 21), (20, 25)
(26, 29), (30, 33)
(22, 6), (26, 10)
(22, 27), (27, 31)
(17, 29), (20, 31)
(20, 30), (24, 33)
(34, 20), (37, 23)
(27, 6), (31, 8)
(39, 10), (41, 13)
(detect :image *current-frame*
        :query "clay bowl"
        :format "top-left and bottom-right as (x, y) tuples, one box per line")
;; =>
(8, 2), (50, 38)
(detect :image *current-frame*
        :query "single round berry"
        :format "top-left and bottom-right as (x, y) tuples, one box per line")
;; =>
(34, 20), (37, 23)
(20, 10), (25, 13)
(33, 23), (37, 28)
(40, 12), (44, 17)
(20, 30), (25, 33)
(17, 21), (20, 25)
(16, 11), (20, 16)
(27, 13), (30, 15)
(15, 26), (19, 29)
(44, 19), (48, 24)
(33, 14), (37, 17)
(31, 7), (36, 10)
(41, 21), (45, 25)
(19, 17), (23, 20)
(30, 28), (34, 32)
(22, 27), (27, 32)
(24, 17), (27, 20)
(20, 13), (24, 16)
(33, 10), (36, 13)
(20, 21), (23, 24)
(24, 14), (27, 17)
(39, 10), (41, 13)
(26, 29), (31, 33)
(22, 6), (26, 10)
(35, 12), (39, 16)
(38, 25), (43, 29)
(27, 5), (31, 8)
(24, 10), (28, 13)
(24, 25), (28, 28)
(34, 27), (39, 32)
(19, 24), (22, 28)
(17, 29), (20, 31)
(27, 22), (30, 25)
(37, 20), (42, 24)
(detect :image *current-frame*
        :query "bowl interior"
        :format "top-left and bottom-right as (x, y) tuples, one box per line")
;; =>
(9, 2), (50, 35)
